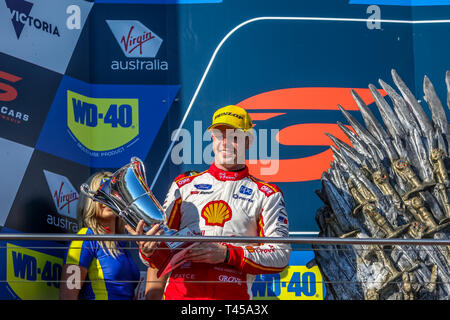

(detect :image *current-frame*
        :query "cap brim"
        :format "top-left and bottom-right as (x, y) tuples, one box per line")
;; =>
(208, 123), (254, 132)
(207, 123), (239, 130)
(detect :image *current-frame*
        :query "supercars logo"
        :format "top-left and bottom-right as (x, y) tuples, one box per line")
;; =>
(0, 70), (21, 102)
(1, 106), (29, 124)
(201, 200), (232, 227)
(67, 90), (139, 152)
(239, 87), (387, 183)
(0, 70), (29, 124)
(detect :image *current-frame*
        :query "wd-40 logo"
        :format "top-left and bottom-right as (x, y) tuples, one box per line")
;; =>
(43, 170), (78, 219)
(67, 90), (139, 152)
(5, 0), (60, 39)
(252, 265), (324, 300)
(106, 20), (162, 58)
(6, 243), (63, 300)
(36, 76), (180, 168)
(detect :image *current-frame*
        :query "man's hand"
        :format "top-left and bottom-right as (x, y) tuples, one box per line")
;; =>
(125, 220), (164, 258)
(184, 242), (228, 264)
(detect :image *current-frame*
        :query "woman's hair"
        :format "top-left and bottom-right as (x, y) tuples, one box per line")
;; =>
(77, 170), (125, 258)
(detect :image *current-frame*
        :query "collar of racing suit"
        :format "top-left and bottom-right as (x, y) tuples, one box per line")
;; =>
(208, 162), (249, 181)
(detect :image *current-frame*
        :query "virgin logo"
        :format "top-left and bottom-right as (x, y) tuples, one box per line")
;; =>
(106, 20), (163, 58)
(43, 170), (79, 219)
(53, 181), (78, 214)
(120, 25), (156, 55)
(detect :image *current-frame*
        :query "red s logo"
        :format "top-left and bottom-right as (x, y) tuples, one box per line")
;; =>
(238, 87), (387, 182)
(0, 70), (22, 102)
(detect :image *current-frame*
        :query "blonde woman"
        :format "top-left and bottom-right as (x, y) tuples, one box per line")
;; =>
(59, 171), (154, 300)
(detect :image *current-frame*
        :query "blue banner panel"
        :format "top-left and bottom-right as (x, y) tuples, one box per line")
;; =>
(5, 150), (89, 234)
(35, 76), (180, 168)
(0, 228), (66, 300)
(84, 5), (181, 85)
(0, 53), (62, 148)
(155, 15), (417, 232)
(0, 138), (34, 228)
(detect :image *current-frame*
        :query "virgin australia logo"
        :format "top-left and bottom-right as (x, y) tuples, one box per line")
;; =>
(43, 170), (79, 219)
(106, 20), (163, 58)
(106, 20), (168, 71)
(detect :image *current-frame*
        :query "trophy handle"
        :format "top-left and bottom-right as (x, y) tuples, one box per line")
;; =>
(131, 156), (148, 185)
(81, 183), (140, 229)
(118, 210), (140, 230)
(80, 183), (97, 200)
(80, 183), (116, 210)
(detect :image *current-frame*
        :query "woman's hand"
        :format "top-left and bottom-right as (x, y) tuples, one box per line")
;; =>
(125, 220), (164, 257)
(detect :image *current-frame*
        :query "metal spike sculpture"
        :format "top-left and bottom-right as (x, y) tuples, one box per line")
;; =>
(313, 70), (450, 300)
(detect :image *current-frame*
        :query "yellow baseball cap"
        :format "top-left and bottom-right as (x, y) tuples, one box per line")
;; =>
(207, 105), (253, 132)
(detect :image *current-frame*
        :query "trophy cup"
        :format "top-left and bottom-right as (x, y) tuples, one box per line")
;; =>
(80, 157), (195, 277)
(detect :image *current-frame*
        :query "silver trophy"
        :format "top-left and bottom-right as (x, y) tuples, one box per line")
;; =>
(80, 157), (169, 232)
(80, 157), (195, 276)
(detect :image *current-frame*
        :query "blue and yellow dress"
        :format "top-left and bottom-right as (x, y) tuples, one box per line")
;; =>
(64, 227), (140, 300)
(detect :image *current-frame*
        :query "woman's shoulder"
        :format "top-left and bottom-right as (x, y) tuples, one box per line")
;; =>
(76, 227), (94, 235)
(74, 227), (101, 252)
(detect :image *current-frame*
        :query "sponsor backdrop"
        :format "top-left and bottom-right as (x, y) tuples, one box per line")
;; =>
(0, 0), (450, 299)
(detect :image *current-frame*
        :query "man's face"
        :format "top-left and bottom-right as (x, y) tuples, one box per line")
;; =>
(210, 125), (251, 167)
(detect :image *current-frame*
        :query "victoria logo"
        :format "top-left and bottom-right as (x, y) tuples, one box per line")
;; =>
(106, 20), (168, 71)
(5, 0), (60, 39)
(43, 170), (79, 219)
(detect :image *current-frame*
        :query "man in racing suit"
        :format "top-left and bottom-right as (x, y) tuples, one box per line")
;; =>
(137, 105), (291, 300)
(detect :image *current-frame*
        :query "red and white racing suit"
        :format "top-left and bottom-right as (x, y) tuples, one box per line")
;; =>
(140, 162), (291, 300)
